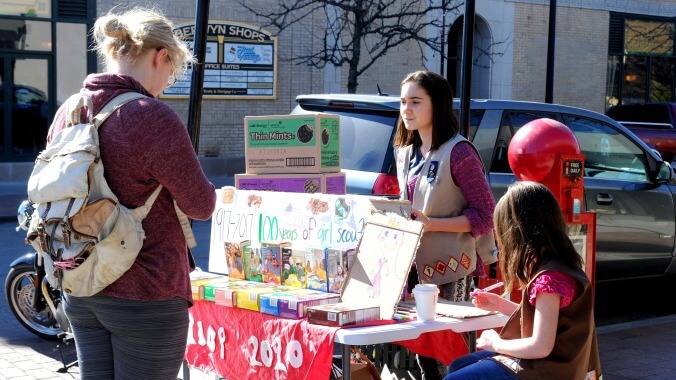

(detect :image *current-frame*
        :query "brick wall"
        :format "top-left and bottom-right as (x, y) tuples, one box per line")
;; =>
(512, 3), (608, 113)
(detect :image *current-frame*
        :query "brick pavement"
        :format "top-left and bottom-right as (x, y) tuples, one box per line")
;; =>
(1, 313), (676, 379)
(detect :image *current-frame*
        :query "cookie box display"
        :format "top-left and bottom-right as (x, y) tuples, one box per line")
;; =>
(306, 303), (380, 327)
(242, 242), (264, 282)
(213, 280), (259, 307)
(281, 246), (307, 288)
(305, 247), (328, 292)
(203, 277), (243, 302)
(259, 288), (340, 319)
(326, 247), (356, 294)
(260, 241), (289, 285)
(223, 241), (246, 279)
(235, 172), (346, 195)
(244, 114), (340, 174)
(189, 272), (227, 301)
(235, 283), (284, 311)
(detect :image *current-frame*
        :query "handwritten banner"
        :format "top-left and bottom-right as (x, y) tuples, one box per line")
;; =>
(209, 189), (397, 273)
(186, 301), (338, 379)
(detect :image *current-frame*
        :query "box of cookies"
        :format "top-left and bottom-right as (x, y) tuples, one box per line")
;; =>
(260, 288), (340, 318)
(306, 303), (380, 327)
(244, 114), (340, 174)
(235, 172), (346, 195)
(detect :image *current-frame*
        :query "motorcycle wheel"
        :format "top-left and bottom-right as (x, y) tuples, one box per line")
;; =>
(5, 263), (62, 340)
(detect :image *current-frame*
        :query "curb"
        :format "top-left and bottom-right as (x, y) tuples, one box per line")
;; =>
(596, 314), (676, 334)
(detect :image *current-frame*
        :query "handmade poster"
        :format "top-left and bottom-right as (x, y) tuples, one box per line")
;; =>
(340, 213), (423, 320)
(209, 189), (411, 274)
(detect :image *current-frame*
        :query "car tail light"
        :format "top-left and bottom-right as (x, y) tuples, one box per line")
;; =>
(372, 174), (400, 196)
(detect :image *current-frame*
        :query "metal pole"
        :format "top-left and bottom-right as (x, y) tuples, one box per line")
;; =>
(440, 0), (446, 77)
(545, 0), (557, 103)
(187, 0), (210, 153)
(460, 0), (475, 138)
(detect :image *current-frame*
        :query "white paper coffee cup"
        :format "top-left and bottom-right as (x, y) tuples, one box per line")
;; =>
(413, 284), (439, 322)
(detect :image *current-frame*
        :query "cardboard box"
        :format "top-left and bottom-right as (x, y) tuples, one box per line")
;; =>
(244, 114), (340, 174)
(259, 288), (340, 318)
(281, 246), (307, 288)
(306, 303), (380, 327)
(236, 283), (283, 311)
(235, 172), (346, 195)
(338, 363), (378, 380)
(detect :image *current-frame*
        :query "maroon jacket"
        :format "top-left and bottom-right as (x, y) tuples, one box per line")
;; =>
(48, 73), (216, 303)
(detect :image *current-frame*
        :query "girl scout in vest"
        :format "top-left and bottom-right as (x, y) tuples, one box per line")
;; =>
(393, 70), (497, 379)
(445, 181), (602, 380)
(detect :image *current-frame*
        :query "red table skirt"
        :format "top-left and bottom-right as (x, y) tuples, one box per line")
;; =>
(186, 301), (469, 379)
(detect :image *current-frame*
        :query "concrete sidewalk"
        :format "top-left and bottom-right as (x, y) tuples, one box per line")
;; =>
(1, 314), (675, 379)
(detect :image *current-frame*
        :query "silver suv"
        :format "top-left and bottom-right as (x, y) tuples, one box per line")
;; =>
(292, 94), (676, 283)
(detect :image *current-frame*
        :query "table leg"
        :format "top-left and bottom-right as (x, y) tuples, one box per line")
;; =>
(341, 343), (351, 380)
(468, 331), (477, 353)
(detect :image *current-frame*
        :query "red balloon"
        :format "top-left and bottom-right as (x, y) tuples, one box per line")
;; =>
(508, 118), (580, 182)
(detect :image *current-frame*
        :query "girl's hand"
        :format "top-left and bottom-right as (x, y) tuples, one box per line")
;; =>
(476, 329), (501, 352)
(471, 291), (504, 312)
(411, 209), (431, 229)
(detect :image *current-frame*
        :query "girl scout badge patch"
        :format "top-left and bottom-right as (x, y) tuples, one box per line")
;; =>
(426, 161), (439, 182)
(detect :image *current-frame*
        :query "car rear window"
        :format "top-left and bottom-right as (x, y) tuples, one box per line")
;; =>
(490, 110), (558, 173)
(292, 106), (398, 173)
(607, 104), (671, 124)
(332, 111), (397, 172)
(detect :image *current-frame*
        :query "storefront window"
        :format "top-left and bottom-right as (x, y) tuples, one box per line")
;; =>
(623, 56), (647, 104)
(10, 58), (49, 156)
(625, 20), (673, 55)
(607, 14), (676, 108)
(0, 0), (51, 18)
(606, 56), (620, 108)
(651, 57), (675, 102)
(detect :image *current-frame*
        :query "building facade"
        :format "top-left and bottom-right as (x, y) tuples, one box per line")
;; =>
(1, 0), (674, 175)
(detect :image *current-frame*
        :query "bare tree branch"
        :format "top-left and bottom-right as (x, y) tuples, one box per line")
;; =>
(237, 0), (502, 93)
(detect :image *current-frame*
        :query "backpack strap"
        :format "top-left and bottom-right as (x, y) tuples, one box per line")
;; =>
(93, 92), (148, 128)
(65, 94), (94, 127)
(92, 92), (197, 249)
(174, 202), (197, 249)
(135, 186), (197, 249)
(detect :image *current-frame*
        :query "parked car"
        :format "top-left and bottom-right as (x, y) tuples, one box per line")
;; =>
(0, 84), (51, 155)
(605, 102), (676, 164)
(292, 94), (676, 283)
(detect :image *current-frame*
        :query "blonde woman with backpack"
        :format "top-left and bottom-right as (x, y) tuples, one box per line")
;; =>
(46, 7), (216, 379)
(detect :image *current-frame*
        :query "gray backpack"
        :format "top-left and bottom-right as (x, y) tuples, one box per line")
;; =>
(26, 92), (194, 296)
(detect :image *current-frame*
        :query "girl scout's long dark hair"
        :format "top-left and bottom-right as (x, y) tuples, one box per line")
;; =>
(494, 181), (583, 295)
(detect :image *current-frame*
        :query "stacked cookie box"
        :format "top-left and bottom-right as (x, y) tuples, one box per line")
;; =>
(236, 114), (345, 194)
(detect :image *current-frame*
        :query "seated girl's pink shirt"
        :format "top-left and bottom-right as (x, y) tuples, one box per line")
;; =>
(529, 270), (581, 308)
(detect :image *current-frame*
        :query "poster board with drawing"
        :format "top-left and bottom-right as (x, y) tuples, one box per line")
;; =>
(340, 213), (423, 320)
(208, 188), (411, 275)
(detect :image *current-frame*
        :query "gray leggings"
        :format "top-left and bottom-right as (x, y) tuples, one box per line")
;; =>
(64, 293), (189, 380)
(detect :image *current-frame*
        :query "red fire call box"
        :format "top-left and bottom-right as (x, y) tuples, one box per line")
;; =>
(479, 118), (597, 303)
